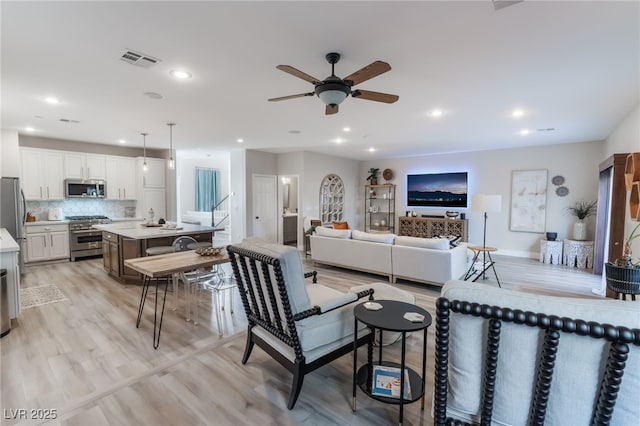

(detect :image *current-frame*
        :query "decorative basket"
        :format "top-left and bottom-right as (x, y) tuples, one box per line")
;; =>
(604, 263), (640, 295)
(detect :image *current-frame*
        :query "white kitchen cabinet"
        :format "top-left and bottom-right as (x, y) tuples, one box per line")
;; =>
(137, 157), (166, 188)
(106, 156), (137, 200)
(64, 153), (106, 180)
(140, 188), (166, 220)
(20, 148), (64, 200)
(25, 223), (69, 262)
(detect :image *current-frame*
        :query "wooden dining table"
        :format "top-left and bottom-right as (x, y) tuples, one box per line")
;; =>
(125, 249), (230, 349)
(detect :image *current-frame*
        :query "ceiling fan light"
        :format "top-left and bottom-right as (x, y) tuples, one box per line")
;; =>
(316, 82), (350, 106)
(318, 90), (348, 106)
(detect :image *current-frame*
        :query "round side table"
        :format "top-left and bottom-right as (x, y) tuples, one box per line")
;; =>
(352, 300), (432, 425)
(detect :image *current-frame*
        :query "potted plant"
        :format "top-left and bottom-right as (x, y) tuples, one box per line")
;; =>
(566, 200), (597, 240)
(367, 168), (380, 185)
(605, 222), (640, 300)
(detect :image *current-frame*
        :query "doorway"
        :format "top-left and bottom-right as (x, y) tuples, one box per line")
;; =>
(252, 174), (278, 243)
(279, 175), (299, 247)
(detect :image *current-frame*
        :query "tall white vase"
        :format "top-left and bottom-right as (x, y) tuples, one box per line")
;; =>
(573, 219), (587, 241)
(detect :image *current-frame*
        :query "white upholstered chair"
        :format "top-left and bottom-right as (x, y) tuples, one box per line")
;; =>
(227, 239), (375, 409)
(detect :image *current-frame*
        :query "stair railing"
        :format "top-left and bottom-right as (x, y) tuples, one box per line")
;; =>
(212, 194), (230, 228)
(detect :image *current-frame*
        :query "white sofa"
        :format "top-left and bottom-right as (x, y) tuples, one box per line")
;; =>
(310, 228), (468, 285)
(392, 236), (469, 285)
(310, 228), (394, 282)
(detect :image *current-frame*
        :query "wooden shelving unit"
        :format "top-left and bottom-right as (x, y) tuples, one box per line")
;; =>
(631, 181), (639, 221)
(626, 153), (640, 221)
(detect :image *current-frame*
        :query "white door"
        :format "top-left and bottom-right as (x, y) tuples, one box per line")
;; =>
(252, 175), (277, 243)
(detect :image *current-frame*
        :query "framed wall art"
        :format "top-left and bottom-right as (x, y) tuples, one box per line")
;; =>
(510, 169), (548, 233)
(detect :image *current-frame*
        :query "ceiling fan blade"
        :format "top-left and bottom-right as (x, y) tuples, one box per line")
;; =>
(343, 61), (391, 86)
(276, 65), (322, 85)
(268, 92), (314, 102)
(325, 104), (339, 115)
(352, 90), (399, 104)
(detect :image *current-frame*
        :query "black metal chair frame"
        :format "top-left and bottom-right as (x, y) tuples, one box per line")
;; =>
(227, 244), (375, 410)
(433, 297), (640, 426)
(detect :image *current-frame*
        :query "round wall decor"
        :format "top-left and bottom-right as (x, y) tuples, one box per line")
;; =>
(552, 175), (565, 186)
(383, 168), (393, 181)
(556, 186), (569, 197)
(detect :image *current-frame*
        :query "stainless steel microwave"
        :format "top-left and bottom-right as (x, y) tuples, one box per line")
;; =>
(64, 179), (106, 198)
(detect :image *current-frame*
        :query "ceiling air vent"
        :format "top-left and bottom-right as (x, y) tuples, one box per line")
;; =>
(119, 49), (160, 68)
(59, 118), (80, 124)
(492, 0), (524, 11)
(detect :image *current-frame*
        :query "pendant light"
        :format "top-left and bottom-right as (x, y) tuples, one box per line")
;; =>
(167, 122), (175, 170)
(141, 132), (148, 173)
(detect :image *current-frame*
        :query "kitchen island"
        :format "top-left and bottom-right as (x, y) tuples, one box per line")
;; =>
(0, 228), (21, 321)
(94, 221), (217, 283)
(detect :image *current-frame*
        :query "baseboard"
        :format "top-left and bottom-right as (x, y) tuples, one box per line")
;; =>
(494, 249), (538, 259)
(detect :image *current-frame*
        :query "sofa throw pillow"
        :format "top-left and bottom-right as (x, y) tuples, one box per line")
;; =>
(332, 221), (349, 230)
(437, 234), (462, 248)
(315, 226), (352, 239)
(395, 236), (450, 250)
(351, 229), (396, 244)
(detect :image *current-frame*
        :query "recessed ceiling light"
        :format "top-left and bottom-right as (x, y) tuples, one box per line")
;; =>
(335, 137), (344, 144)
(236, 138), (244, 143)
(520, 129), (530, 136)
(429, 109), (444, 118)
(44, 97), (60, 104)
(169, 69), (192, 80)
(368, 147), (376, 153)
(24, 127), (35, 132)
(119, 139), (127, 144)
(512, 109), (524, 118)
(343, 127), (351, 132)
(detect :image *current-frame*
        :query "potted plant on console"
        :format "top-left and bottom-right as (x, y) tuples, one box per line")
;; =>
(605, 222), (640, 300)
(367, 168), (380, 185)
(566, 200), (597, 240)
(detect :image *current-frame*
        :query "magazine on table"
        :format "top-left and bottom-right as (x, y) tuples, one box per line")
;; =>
(371, 365), (411, 399)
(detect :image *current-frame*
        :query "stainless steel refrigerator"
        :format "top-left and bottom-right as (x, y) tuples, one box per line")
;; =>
(1, 177), (26, 273)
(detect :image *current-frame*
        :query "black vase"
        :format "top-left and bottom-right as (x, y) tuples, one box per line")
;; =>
(546, 232), (557, 241)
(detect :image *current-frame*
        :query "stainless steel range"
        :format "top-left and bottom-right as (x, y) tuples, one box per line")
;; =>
(67, 215), (112, 261)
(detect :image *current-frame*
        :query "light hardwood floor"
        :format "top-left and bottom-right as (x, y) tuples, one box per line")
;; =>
(1, 253), (604, 426)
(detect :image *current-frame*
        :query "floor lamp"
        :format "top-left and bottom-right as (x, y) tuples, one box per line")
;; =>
(472, 194), (502, 279)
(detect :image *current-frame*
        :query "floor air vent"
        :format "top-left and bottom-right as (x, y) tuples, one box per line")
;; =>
(120, 49), (160, 68)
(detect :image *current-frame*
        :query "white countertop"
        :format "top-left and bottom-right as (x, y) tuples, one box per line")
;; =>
(94, 222), (216, 240)
(26, 220), (69, 226)
(0, 228), (20, 253)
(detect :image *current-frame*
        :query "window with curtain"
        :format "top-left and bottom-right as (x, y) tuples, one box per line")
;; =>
(195, 167), (220, 212)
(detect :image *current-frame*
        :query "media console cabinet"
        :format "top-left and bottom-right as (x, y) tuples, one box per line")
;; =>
(398, 217), (468, 242)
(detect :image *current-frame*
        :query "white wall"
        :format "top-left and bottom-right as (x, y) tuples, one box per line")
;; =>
(229, 150), (246, 243)
(361, 141), (604, 257)
(1, 129), (20, 177)
(604, 105), (640, 258)
(301, 151), (360, 227)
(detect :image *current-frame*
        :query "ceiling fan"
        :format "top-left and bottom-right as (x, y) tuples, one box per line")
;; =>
(268, 52), (399, 115)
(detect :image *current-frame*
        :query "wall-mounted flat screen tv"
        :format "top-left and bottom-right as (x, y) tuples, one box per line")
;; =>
(407, 172), (468, 208)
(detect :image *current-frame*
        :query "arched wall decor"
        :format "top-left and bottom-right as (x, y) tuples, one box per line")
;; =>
(319, 174), (345, 224)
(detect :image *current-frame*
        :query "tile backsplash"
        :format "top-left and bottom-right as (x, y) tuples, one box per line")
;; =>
(26, 199), (137, 220)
